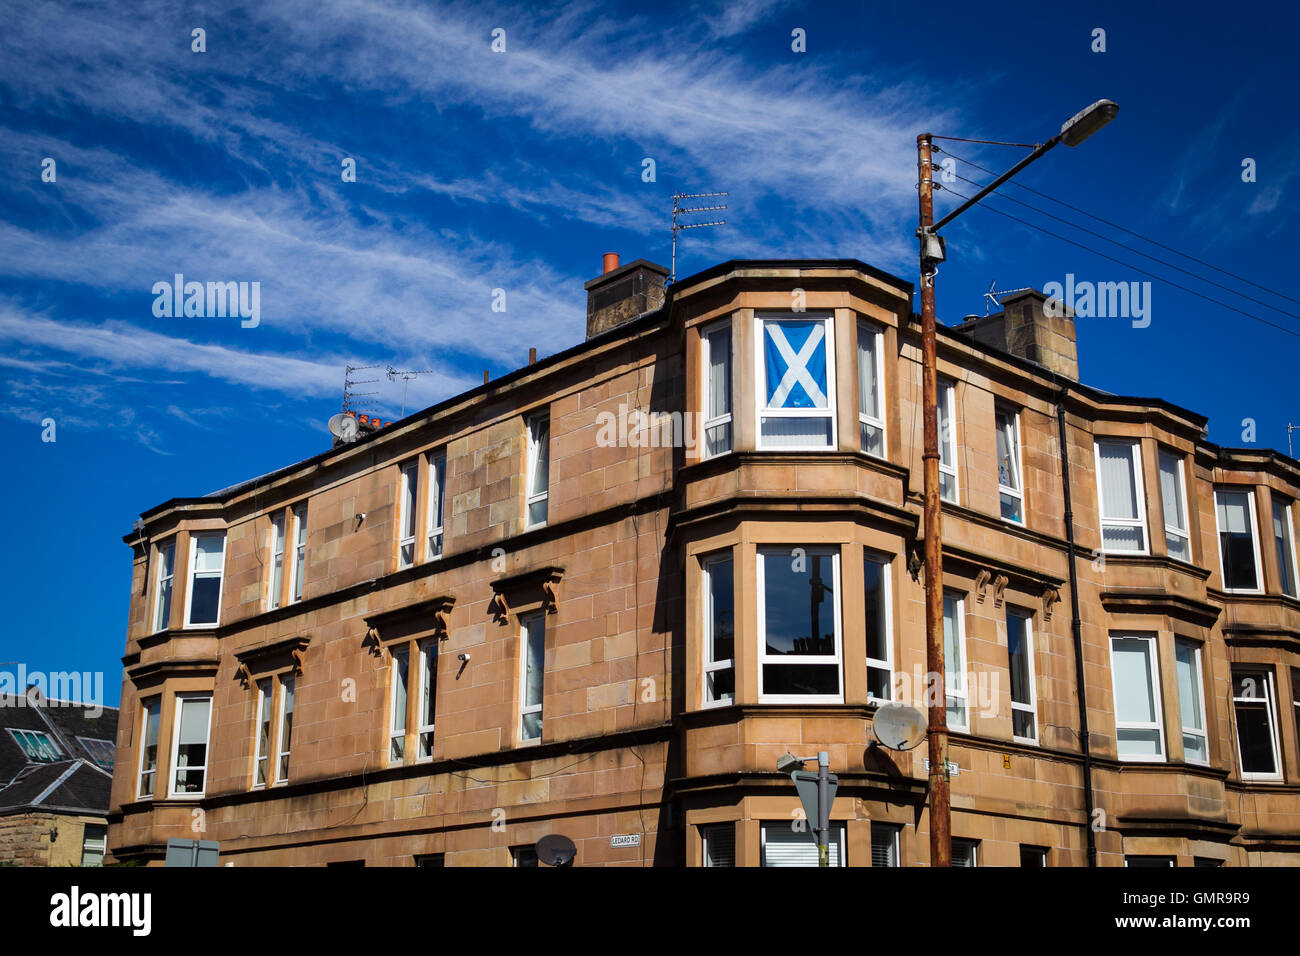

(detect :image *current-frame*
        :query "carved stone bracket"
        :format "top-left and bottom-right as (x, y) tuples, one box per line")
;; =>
(233, 635), (311, 688)
(974, 569), (992, 603)
(1042, 586), (1061, 622)
(363, 595), (457, 654)
(992, 574), (1009, 608)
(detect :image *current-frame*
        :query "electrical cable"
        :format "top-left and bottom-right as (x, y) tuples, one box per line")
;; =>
(936, 146), (1300, 309)
(936, 183), (1300, 341)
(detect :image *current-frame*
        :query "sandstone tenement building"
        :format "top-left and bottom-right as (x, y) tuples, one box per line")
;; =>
(109, 256), (1300, 866)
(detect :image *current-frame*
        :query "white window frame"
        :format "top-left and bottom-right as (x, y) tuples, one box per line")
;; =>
(389, 645), (409, 764)
(995, 405), (1024, 525)
(182, 532), (226, 629)
(80, 824), (107, 867)
(1095, 439), (1149, 554)
(427, 449), (446, 560)
(398, 460), (419, 569)
(525, 413), (550, 529)
(168, 693), (213, 799)
(701, 320), (733, 459)
(857, 320), (886, 459)
(417, 638), (437, 760)
(760, 820), (847, 867)
(1006, 606), (1038, 744)
(938, 381), (959, 503)
(1175, 638), (1209, 767)
(136, 696), (161, 800)
(1271, 497), (1299, 598)
(863, 552), (893, 702)
(1232, 667), (1282, 781)
(253, 678), (272, 788)
(1213, 487), (1264, 594)
(943, 590), (969, 731)
(756, 547), (844, 705)
(153, 539), (175, 632)
(519, 612), (546, 743)
(1158, 448), (1193, 563)
(267, 513), (285, 610)
(754, 313), (838, 452)
(289, 503), (307, 604)
(1108, 634), (1166, 763)
(275, 674), (294, 784)
(702, 552), (735, 708)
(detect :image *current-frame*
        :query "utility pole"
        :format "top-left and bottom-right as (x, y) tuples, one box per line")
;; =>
(916, 132), (951, 868)
(1288, 423), (1298, 458)
(914, 98), (1117, 868)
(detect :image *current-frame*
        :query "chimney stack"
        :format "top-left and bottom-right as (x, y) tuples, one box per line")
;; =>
(584, 255), (669, 339)
(954, 289), (1078, 380)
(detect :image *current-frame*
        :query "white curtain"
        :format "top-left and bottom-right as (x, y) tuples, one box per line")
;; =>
(1098, 442), (1138, 519)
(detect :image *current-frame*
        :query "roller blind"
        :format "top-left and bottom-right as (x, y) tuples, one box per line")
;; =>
(761, 822), (845, 867)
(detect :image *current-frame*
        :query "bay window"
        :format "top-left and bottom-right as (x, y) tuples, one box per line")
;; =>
(1109, 634), (1165, 761)
(1158, 449), (1192, 562)
(1095, 440), (1148, 553)
(702, 321), (733, 457)
(864, 554), (892, 701)
(703, 553), (735, 706)
(1232, 667), (1281, 779)
(757, 547), (843, 702)
(995, 406), (1023, 523)
(1272, 497), (1298, 597)
(169, 693), (212, 797)
(756, 315), (836, 450)
(1175, 639), (1208, 765)
(184, 532), (226, 627)
(857, 321), (885, 458)
(1214, 488), (1262, 592)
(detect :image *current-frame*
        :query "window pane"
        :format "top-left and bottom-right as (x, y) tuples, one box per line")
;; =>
(1235, 701), (1276, 774)
(764, 320), (828, 409)
(863, 559), (888, 666)
(857, 326), (879, 420)
(706, 421), (732, 457)
(1273, 500), (1296, 597)
(703, 824), (735, 867)
(860, 421), (883, 457)
(256, 679), (272, 786)
(763, 552), (836, 657)
(952, 840), (978, 867)
(174, 697), (210, 794)
(708, 559), (734, 663)
(1007, 610), (1032, 707)
(1098, 443), (1139, 521)
(942, 594), (964, 698)
(940, 470), (957, 503)
(524, 619), (545, 708)
(1112, 638), (1156, 724)
(1175, 642), (1204, 732)
(194, 534), (225, 572)
(391, 648), (408, 737)
(870, 824), (899, 867)
(761, 822), (844, 867)
(530, 418), (550, 494)
(996, 411), (1019, 492)
(1217, 491), (1258, 589)
(760, 416), (832, 448)
(278, 677), (294, 780)
(938, 387), (954, 468)
(1159, 450), (1187, 532)
(763, 663), (840, 696)
(707, 327), (732, 419)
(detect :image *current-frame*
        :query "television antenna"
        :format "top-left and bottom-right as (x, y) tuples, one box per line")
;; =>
(984, 281), (1033, 315)
(671, 191), (728, 283)
(342, 364), (381, 414)
(385, 366), (438, 419)
(1289, 423), (1299, 458)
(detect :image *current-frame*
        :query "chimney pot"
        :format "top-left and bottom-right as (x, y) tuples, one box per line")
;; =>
(602, 253), (620, 275)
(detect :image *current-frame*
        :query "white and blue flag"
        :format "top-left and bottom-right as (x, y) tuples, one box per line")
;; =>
(764, 320), (828, 409)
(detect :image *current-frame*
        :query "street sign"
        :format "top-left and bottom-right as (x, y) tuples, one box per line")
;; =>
(791, 769), (838, 842)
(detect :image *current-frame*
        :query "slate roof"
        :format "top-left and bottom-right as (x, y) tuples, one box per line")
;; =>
(0, 693), (119, 817)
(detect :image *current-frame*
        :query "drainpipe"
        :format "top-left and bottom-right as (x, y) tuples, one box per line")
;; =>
(1056, 386), (1098, 867)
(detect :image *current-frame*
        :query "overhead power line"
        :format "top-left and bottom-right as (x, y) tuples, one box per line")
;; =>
(937, 182), (1300, 341)
(936, 145), (1300, 309)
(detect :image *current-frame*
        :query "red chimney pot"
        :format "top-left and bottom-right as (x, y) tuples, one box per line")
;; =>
(602, 252), (620, 275)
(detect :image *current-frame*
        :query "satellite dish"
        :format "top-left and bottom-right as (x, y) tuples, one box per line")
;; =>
(872, 702), (926, 751)
(328, 413), (359, 443)
(535, 834), (576, 867)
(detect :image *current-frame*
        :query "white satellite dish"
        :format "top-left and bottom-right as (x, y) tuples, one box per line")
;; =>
(872, 702), (926, 751)
(328, 413), (359, 443)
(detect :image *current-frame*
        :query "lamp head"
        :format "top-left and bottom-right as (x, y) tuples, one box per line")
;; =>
(1059, 99), (1119, 147)
(776, 752), (806, 774)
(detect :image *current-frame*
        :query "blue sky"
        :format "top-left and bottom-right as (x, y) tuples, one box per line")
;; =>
(2, 0), (1296, 706)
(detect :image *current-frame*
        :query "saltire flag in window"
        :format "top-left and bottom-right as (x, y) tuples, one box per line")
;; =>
(764, 320), (828, 409)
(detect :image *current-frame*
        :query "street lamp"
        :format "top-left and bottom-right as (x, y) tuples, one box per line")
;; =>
(914, 99), (1117, 868)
